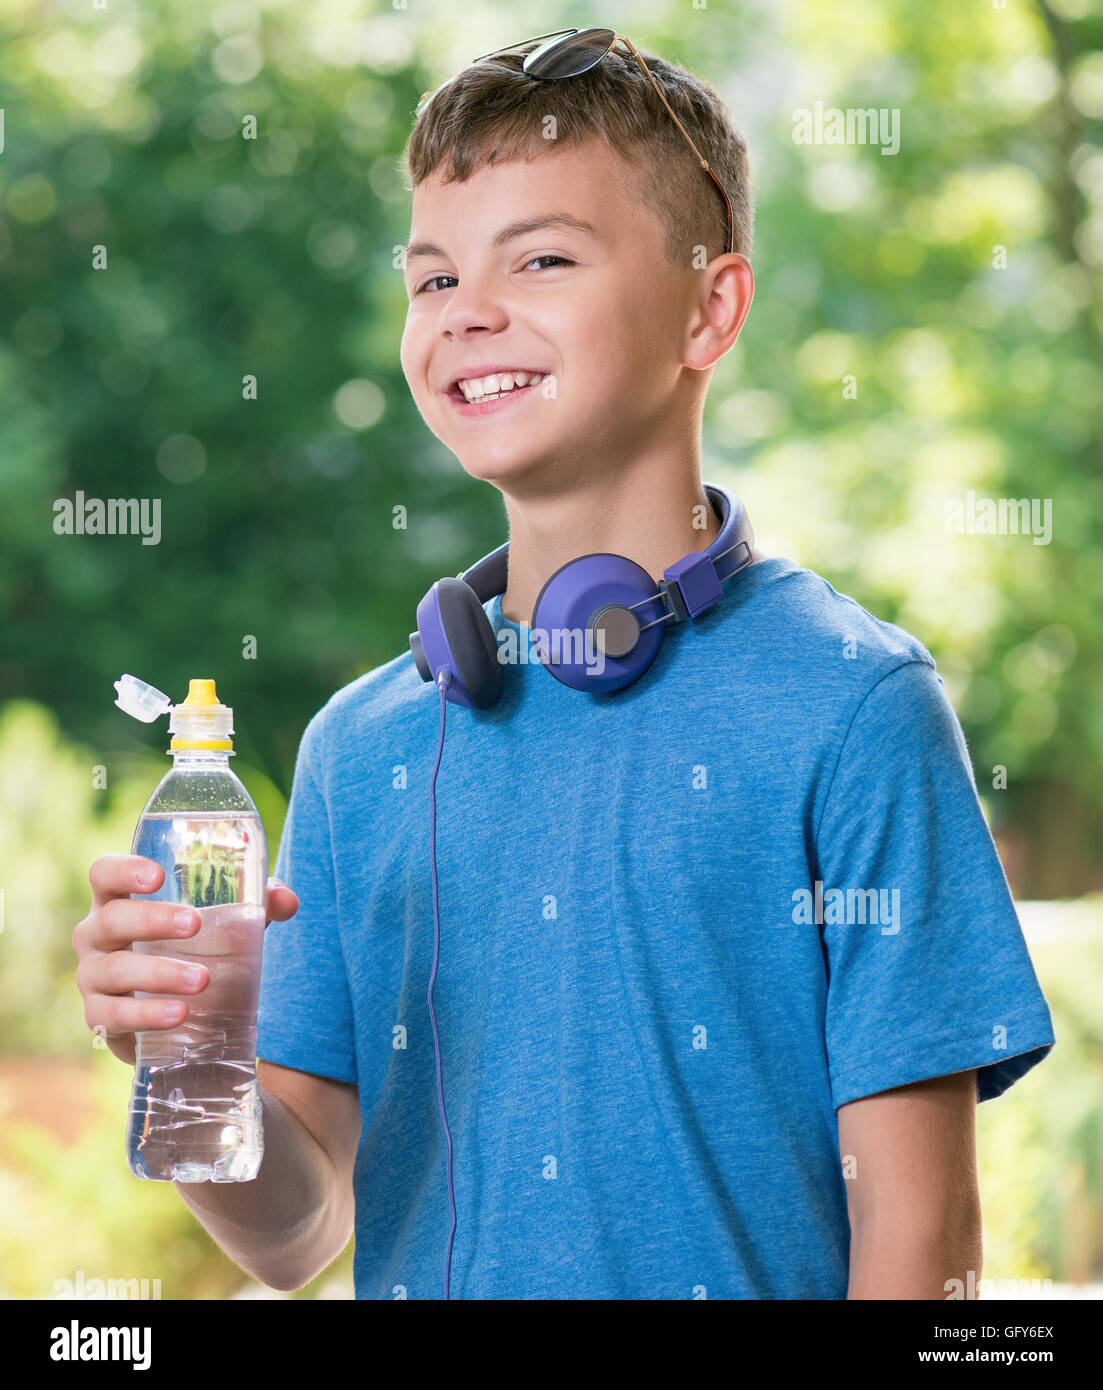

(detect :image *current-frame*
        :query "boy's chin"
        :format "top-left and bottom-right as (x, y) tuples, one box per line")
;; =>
(454, 446), (548, 488)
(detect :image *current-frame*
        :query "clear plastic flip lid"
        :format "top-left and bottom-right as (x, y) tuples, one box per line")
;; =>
(114, 674), (173, 723)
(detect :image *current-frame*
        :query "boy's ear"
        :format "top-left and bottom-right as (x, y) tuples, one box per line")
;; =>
(684, 253), (754, 371)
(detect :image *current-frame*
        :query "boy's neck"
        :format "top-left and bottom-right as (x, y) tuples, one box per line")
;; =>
(497, 461), (755, 626)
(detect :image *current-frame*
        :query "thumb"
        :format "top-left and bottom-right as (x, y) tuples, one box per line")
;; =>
(266, 878), (299, 925)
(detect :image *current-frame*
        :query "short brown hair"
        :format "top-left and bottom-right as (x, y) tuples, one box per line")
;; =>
(405, 42), (753, 264)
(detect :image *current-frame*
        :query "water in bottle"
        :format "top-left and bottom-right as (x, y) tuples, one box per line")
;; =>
(114, 675), (268, 1182)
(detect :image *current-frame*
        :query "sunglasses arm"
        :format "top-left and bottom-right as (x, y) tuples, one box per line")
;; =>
(616, 36), (735, 257)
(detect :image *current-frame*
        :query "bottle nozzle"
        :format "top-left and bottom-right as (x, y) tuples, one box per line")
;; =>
(169, 677), (234, 752)
(182, 679), (220, 708)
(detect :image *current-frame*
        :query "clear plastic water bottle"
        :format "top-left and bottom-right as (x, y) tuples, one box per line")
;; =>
(114, 675), (267, 1182)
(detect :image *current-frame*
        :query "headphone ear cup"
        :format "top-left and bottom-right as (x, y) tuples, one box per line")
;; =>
(435, 578), (503, 709)
(531, 553), (667, 693)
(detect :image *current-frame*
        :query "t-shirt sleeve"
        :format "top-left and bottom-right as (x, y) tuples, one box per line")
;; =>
(813, 658), (1055, 1110)
(256, 707), (358, 1086)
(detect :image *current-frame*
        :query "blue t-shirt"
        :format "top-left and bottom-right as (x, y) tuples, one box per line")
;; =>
(257, 555), (1055, 1300)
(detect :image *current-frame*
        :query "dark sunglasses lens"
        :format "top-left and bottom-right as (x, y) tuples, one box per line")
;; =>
(525, 29), (616, 79)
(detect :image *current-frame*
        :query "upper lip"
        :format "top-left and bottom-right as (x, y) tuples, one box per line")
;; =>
(442, 364), (548, 395)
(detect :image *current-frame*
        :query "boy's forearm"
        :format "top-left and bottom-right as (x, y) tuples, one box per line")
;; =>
(847, 1213), (983, 1300)
(172, 1087), (351, 1290)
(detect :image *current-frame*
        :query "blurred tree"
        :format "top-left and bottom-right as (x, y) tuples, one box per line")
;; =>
(0, 1), (505, 793)
(0, 0), (1099, 891)
(700, 0), (1103, 896)
(1, 0), (1100, 1301)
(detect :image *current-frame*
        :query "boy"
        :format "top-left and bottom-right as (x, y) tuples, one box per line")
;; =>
(76, 32), (1054, 1300)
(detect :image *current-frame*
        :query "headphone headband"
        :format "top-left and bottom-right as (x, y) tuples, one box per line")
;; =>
(457, 537), (510, 605)
(458, 483), (750, 612)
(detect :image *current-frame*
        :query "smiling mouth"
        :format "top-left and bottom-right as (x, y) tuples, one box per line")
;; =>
(446, 370), (548, 405)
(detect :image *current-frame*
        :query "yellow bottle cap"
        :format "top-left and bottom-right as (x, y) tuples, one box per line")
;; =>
(169, 678), (235, 751)
(182, 679), (219, 706)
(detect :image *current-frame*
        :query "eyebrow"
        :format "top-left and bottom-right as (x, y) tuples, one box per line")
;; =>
(404, 213), (601, 263)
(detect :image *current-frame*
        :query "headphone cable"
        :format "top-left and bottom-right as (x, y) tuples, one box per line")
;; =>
(427, 672), (457, 1299)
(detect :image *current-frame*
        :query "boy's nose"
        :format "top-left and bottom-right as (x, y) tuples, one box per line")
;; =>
(438, 284), (510, 338)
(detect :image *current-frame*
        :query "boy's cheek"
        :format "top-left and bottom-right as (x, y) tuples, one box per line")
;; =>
(397, 333), (422, 398)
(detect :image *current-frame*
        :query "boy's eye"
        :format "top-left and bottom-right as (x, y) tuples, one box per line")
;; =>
(416, 274), (458, 295)
(522, 255), (575, 272)
(414, 255), (575, 294)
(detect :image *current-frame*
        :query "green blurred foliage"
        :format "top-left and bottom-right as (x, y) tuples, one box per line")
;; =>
(0, 699), (283, 1054)
(0, 700), (161, 1054)
(977, 917), (1103, 1284)
(0, 1059), (352, 1298)
(0, 0), (507, 795)
(704, 0), (1103, 897)
(0, 0), (1099, 889)
(0, 0), (1101, 1298)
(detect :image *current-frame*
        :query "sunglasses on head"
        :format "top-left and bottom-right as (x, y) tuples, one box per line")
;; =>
(416, 27), (735, 259)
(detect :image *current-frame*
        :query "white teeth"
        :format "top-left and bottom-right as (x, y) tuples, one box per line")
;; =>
(457, 371), (544, 402)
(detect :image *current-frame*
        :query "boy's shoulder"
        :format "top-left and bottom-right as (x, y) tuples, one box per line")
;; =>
(736, 555), (934, 666)
(709, 555), (937, 704)
(301, 641), (425, 763)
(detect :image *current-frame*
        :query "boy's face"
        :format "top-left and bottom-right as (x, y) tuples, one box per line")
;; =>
(400, 139), (699, 492)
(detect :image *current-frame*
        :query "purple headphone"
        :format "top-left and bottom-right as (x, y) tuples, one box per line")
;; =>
(409, 482), (754, 707)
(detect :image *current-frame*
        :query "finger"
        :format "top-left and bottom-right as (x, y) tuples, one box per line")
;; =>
(86, 995), (194, 1037)
(79, 949), (210, 1000)
(89, 855), (164, 908)
(89, 899), (200, 951)
(266, 880), (299, 924)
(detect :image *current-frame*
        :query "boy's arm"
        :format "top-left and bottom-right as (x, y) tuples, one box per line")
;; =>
(173, 1061), (360, 1291)
(838, 1069), (982, 1300)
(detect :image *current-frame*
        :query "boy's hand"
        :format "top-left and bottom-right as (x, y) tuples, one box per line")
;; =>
(73, 854), (299, 1067)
